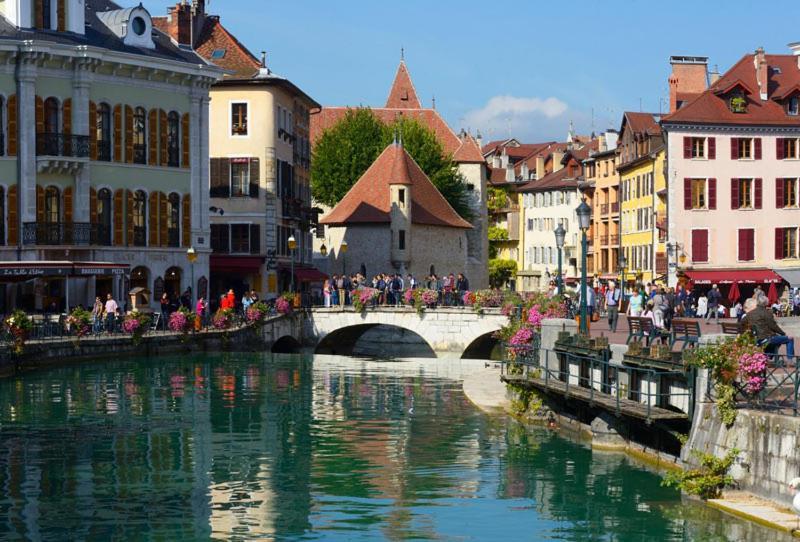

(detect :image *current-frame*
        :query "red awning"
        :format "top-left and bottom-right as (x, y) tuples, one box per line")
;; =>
(210, 255), (264, 273)
(683, 269), (784, 285)
(294, 268), (328, 282)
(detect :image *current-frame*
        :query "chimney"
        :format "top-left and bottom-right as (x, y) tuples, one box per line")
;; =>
(535, 156), (545, 179)
(754, 47), (768, 100)
(552, 151), (565, 172)
(505, 164), (514, 183)
(521, 162), (529, 180)
(476, 131), (483, 149)
(709, 65), (720, 85)
(790, 42), (800, 68)
(500, 148), (508, 169)
(165, 2), (193, 45)
(492, 155), (501, 168)
(668, 56), (709, 113)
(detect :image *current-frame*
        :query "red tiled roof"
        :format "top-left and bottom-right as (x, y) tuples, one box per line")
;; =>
(488, 167), (511, 185)
(194, 16), (262, 78)
(663, 53), (800, 126)
(481, 139), (510, 154)
(452, 134), (485, 163)
(622, 112), (662, 136)
(516, 154), (584, 192)
(385, 61), (422, 109)
(310, 107), (462, 155)
(320, 143), (472, 229)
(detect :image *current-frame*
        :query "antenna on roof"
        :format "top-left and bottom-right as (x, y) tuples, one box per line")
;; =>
(400, 46), (404, 61)
(432, 95), (436, 109)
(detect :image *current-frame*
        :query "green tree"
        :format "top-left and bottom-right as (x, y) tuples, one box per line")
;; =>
(488, 258), (517, 288)
(311, 109), (473, 219)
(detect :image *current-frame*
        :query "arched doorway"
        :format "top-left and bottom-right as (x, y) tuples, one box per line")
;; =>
(131, 266), (149, 290)
(164, 266), (182, 299)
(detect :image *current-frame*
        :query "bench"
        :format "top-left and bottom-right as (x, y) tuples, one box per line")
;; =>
(670, 318), (702, 350)
(627, 316), (669, 346)
(721, 321), (743, 336)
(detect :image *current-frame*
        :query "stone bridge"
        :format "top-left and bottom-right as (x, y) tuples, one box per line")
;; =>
(303, 307), (511, 358)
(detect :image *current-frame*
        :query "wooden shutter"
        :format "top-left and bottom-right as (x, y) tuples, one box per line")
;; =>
(754, 138), (762, 160)
(692, 229), (708, 262)
(777, 138), (785, 160)
(754, 178), (763, 209)
(35, 0), (43, 29)
(210, 158), (230, 198)
(7, 94), (16, 156)
(730, 178), (739, 209)
(249, 157), (260, 198)
(89, 101), (97, 160)
(7, 185), (16, 245)
(113, 104), (122, 162)
(730, 138), (739, 159)
(114, 189), (124, 246)
(148, 191), (159, 246)
(35, 96), (44, 136)
(63, 186), (73, 224)
(708, 178), (717, 210)
(777, 178), (785, 208)
(62, 98), (72, 135)
(776, 228), (786, 260)
(181, 112), (190, 168)
(737, 229), (747, 261)
(124, 105), (133, 163)
(126, 189), (134, 245)
(148, 109), (158, 165)
(36, 185), (44, 223)
(159, 110), (168, 166)
(708, 137), (716, 159)
(182, 194), (191, 247)
(683, 178), (692, 210)
(250, 224), (260, 254)
(683, 136), (691, 159)
(746, 229), (755, 261)
(57, 0), (65, 31)
(90, 187), (98, 224)
(738, 229), (755, 261)
(159, 193), (168, 247)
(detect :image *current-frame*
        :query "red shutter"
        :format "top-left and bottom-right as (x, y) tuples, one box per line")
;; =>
(731, 178), (739, 209)
(692, 229), (709, 262)
(777, 138), (785, 160)
(708, 178), (717, 209)
(754, 138), (762, 160)
(754, 178), (762, 209)
(684, 178), (692, 210)
(748, 229), (755, 261)
(708, 137), (716, 159)
(776, 228), (785, 260)
(738, 229), (747, 261)
(777, 178), (785, 208)
(683, 136), (692, 159)
(738, 229), (755, 261)
(731, 138), (739, 159)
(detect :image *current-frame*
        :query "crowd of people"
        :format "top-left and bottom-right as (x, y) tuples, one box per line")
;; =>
(321, 272), (470, 308)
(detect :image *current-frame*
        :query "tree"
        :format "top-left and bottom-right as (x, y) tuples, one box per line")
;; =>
(311, 109), (473, 219)
(489, 258), (517, 288)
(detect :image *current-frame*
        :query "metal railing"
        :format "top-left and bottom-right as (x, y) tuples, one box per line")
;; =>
(97, 140), (112, 161)
(600, 203), (609, 215)
(36, 133), (90, 158)
(22, 222), (108, 246)
(611, 202), (620, 213)
(132, 143), (147, 164)
(723, 354), (800, 416)
(133, 226), (146, 247)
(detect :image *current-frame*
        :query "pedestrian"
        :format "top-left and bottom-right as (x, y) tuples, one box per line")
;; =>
(91, 296), (104, 334)
(696, 292), (707, 319)
(242, 290), (253, 312)
(605, 280), (621, 333)
(104, 293), (118, 334)
(195, 296), (206, 331)
(160, 292), (170, 330)
(627, 286), (643, 317)
(336, 274), (345, 308)
(323, 279), (331, 308)
(456, 273), (469, 306)
(705, 284), (721, 325)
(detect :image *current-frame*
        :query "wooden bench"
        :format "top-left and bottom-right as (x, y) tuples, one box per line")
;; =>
(670, 318), (702, 350)
(721, 321), (743, 336)
(627, 316), (670, 346)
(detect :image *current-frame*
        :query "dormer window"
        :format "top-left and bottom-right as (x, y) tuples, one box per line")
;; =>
(788, 96), (799, 116)
(130, 16), (146, 36)
(729, 93), (747, 113)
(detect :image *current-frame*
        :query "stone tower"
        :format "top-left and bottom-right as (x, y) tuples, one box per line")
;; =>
(389, 139), (412, 275)
(453, 133), (489, 288)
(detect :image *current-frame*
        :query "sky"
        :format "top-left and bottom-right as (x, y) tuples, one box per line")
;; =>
(141, 0), (800, 143)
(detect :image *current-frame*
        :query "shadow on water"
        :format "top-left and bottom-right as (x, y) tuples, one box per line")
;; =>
(0, 352), (790, 541)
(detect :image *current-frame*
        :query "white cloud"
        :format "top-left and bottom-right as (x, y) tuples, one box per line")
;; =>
(461, 95), (570, 141)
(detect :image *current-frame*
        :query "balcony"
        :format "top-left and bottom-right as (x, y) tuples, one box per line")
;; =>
(97, 140), (112, 162)
(611, 202), (619, 213)
(132, 144), (147, 165)
(610, 234), (619, 245)
(22, 222), (112, 246)
(132, 226), (146, 247)
(600, 235), (609, 245)
(656, 253), (668, 274)
(600, 203), (609, 215)
(36, 133), (90, 158)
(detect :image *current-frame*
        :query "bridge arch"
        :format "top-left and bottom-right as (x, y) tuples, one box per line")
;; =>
(461, 331), (503, 360)
(315, 323), (436, 358)
(272, 335), (302, 354)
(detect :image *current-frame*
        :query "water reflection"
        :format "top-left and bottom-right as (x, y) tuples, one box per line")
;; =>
(0, 353), (789, 541)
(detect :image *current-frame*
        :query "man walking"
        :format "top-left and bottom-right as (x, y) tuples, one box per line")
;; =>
(605, 280), (621, 333)
(104, 293), (118, 334)
(706, 284), (721, 325)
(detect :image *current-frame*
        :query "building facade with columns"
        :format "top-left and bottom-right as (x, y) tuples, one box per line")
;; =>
(0, 0), (219, 312)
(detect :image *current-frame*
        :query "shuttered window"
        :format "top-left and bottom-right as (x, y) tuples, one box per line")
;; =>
(182, 194), (191, 247)
(776, 227), (799, 259)
(691, 229), (709, 262)
(7, 94), (17, 156)
(181, 113), (190, 167)
(738, 229), (755, 261)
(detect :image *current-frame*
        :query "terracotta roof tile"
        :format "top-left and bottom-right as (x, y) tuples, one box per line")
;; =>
(452, 134), (485, 163)
(194, 17), (262, 78)
(385, 61), (422, 109)
(320, 143), (472, 229)
(622, 112), (662, 136)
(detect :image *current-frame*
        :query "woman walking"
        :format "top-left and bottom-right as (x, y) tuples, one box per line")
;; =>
(323, 279), (332, 308)
(195, 296), (206, 331)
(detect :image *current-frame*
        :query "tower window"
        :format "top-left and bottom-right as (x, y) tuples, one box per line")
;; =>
(398, 230), (406, 250)
(398, 188), (405, 205)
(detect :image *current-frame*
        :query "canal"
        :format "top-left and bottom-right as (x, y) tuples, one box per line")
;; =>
(0, 353), (788, 541)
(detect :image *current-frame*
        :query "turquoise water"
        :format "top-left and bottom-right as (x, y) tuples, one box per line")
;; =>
(0, 353), (787, 541)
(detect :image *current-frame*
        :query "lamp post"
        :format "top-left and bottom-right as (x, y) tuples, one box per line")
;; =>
(619, 254), (628, 301)
(186, 246), (197, 308)
(576, 199), (592, 335)
(340, 240), (348, 276)
(319, 243), (328, 257)
(288, 234), (297, 293)
(554, 223), (566, 295)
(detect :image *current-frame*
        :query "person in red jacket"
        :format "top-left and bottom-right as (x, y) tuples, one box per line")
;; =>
(225, 289), (236, 311)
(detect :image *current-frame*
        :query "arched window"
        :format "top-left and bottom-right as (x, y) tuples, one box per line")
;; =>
(131, 266), (149, 290)
(44, 97), (59, 134)
(167, 111), (180, 167)
(133, 189), (146, 246)
(133, 107), (146, 164)
(97, 103), (111, 161)
(41, 0), (52, 30)
(167, 192), (180, 247)
(97, 188), (112, 245)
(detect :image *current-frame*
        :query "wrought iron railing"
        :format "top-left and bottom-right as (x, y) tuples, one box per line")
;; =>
(725, 355), (800, 416)
(133, 226), (146, 247)
(133, 144), (147, 164)
(611, 202), (620, 213)
(36, 133), (90, 158)
(97, 140), (112, 161)
(23, 222), (95, 245)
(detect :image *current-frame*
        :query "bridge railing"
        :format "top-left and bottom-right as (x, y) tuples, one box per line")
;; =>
(501, 344), (696, 422)
(708, 353), (800, 416)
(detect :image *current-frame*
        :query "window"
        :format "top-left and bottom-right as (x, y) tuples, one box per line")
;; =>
(131, 16), (146, 36)
(776, 227), (799, 259)
(211, 49), (226, 59)
(167, 193), (180, 247)
(527, 218), (533, 231)
(231, 224), (251, 253)
(779, 138), (799, 160)
(231, 103), (247, 136)
(398, 188), (405, 206)
(691, 229), (709, 262)
(211, 224), (229, 253)
(788, 97), (799, 116)
(42, 0), (52, 30)
(44, 186), (59, 224)
(738, 138), (751, 159)
(398, 230), (406, 250)
(691, 137), (705, 158)
(738, 229), (755, 261)
(230, 159), (250, 197)
(97, 188), (111, 245)
(780, 178), (799, 208)
(44, 97), (59, 134)
(133, 107), (146, 164)
(691, 179), (706, 209)
(167, 112), (180, 167)
(96, 103), (111, 161)
(738, 178), (752, 209)
(731, 137), (761, 160)
(132, 190), (146, 246)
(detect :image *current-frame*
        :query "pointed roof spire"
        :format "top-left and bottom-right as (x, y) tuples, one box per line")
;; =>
(386, 57), (422, 109)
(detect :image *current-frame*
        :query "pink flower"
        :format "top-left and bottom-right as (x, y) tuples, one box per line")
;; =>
(276, 298), (291, 315)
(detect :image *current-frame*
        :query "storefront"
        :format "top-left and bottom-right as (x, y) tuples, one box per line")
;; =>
(209, 255), (265, 310)
(682, 268), (784, 305)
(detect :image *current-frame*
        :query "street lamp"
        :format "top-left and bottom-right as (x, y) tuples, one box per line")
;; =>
(618, 254), (628, 300)
(288, 234), (297, 293)
(186, 246), (197, 308)
(320, 243), (328, 257)
(554, 223), (566, 295)
(340, 240), (348, 275)
(576, 199), (592, 335)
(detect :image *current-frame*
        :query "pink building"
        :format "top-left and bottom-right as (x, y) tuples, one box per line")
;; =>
(662, 46), (800, 296)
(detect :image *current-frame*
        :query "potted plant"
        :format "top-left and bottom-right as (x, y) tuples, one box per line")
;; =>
(4, 309), (32, 355)
(122, 310), (151, 345)
(65, 307), (92, 347)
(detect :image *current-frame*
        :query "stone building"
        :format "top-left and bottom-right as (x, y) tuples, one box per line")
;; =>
(154, 2), (321, 304)
(0, 0), (219, 312)
(319, 140), (472, 280)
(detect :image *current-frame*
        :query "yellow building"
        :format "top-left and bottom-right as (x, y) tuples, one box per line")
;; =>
(617, 113), (667, 286)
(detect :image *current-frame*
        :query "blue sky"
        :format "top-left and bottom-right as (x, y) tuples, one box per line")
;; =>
(142, 0), (800, 142)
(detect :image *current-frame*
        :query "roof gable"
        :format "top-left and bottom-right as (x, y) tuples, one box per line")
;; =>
(385, 60), (422, 109)
(194, 16), (261, 78)
(453, 134), (486, 163)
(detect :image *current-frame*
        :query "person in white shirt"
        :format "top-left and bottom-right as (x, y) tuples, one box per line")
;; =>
(104, 293), (118, 334)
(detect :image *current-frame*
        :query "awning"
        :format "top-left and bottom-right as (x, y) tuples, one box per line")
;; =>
(776, 268), (800, 287)
(72, 262), (129, 276)
(0, 261), (129, 279)
(210, 255), (264, 273)
(294, 268), (328, 282)
(683, 268), (784, 285)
